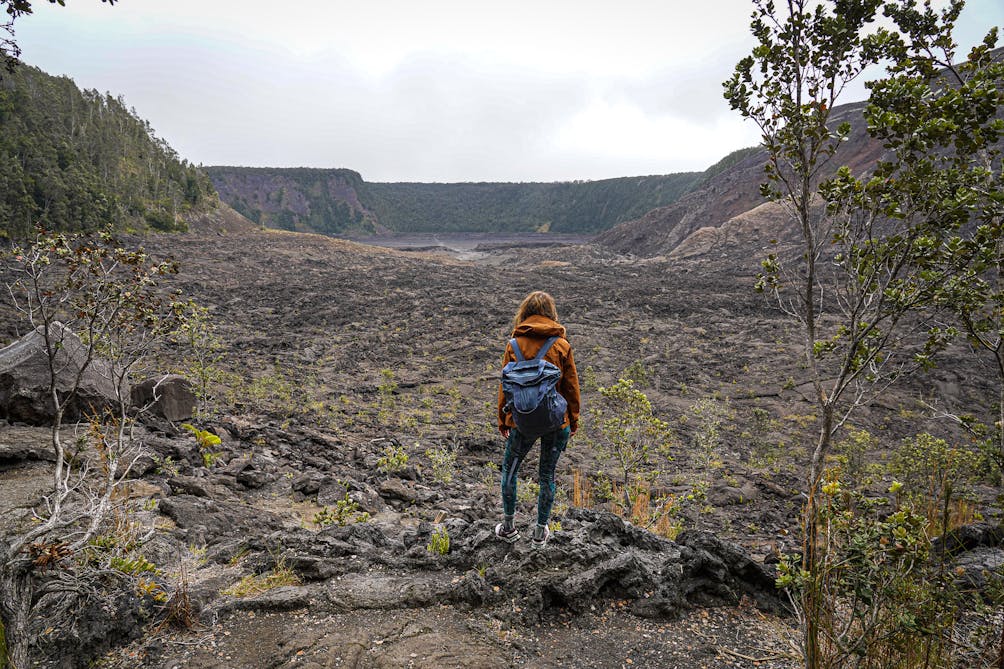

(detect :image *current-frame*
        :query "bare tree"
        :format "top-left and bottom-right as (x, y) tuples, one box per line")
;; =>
(0, 229), (182, 668)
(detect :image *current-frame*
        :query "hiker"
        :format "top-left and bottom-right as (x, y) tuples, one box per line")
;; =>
(496, 290), (580, 547)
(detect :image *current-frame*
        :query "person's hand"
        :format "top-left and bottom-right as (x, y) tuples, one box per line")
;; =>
(499, 425), (510, 439)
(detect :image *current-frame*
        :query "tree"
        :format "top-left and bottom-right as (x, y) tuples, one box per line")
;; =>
(724, 0), (1000, 665)
(3, 1), (116, 72)
(885, 30), (1004, 478)
(590, 378), (673, 509)
(0, 229), (183, 668)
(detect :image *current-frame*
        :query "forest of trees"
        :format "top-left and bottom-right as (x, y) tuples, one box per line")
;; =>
(361, 173), (701, 234)
(0, 63), (217, 238)
(207, 167), (703, 236)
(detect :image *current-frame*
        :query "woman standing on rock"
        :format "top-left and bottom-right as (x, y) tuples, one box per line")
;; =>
(496, 290), (580, 547)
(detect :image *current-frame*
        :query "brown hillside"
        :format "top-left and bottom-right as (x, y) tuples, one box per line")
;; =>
(597, 100), (885, 258)
(182, 201), (260, 235)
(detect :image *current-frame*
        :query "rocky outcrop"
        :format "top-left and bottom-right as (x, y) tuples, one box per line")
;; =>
(210, 506), (788, 625)
(0, 323), (118, 425)
(131, 374), (196, 422)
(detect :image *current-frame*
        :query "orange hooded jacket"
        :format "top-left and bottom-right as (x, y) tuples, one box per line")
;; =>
(497, 314), (581, 433)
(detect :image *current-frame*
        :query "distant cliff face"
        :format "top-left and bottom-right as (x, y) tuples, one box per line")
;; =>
(205, 168), (702, 237)
(205, 167), (379, 236)
(597, 100), (885, 259)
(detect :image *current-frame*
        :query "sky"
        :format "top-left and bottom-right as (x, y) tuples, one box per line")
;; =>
(13, 0), (1004, 183)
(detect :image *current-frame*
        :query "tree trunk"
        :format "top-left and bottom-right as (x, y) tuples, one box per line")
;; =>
(0, 565), (33, 669)
(998, 357), (1003, 473)
(803, 403), (834, 669)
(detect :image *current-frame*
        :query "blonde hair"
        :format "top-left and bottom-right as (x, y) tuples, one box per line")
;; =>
(513, 291), (558, 331)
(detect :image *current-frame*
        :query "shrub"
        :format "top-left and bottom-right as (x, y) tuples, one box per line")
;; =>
(313, 494), (370, 527)
(424, 443), (457, 483)
(174, 303), (226, 417)
(376, 442), (409, 473)
(888, 433), (981, 536)
(426, 526), (450, 555)
(776, 472), (987, 668)
(0, 230), (187, 669)
(620, 359), (650, 387)
(832, 427), (878, 486)
(590, 378), (673, 507)
(689, 396), (732, 472)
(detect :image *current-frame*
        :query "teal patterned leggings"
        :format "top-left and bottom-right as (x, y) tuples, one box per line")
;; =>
(500, 426), (570, 526)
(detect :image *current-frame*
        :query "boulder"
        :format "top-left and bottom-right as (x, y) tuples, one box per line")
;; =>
(131, 374), (196, 422)
(0, 323), (119, 425)
(952, 546), (1004, 592)
(708, 480), (760, 506)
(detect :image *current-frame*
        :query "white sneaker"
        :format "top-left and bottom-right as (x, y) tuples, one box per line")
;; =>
(494, 522), (520, 544)
(531, 524), (550, 548)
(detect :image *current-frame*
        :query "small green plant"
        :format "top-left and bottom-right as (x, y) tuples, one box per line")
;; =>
(887, 433), (981, 536)
(479, 461), (500, 490)
(313, 494), (370, 527)
(620, 359), (650, 387)
(551, 486), (570, 519)
(188, 544), (208, 567)
(235, 366), (298, 416)
(110, 554), (160, 576)
(832, 427), (877, 486)
(425, 443), (457, 483)
(181, 423), (223, 468)
(376, 442), (409, 473)
(783, 413), (817, 429)
(201, 450), (222, 468)
(227, 545), (250, 566)
(222, 555), (300, 597)
(591, 472), (614, 502)
(153, 455), (180, 477)
(426, 526), (450, 555)
(136, 577), (168, 603)
(376, 368), (398, 424)
(581, 365), (600, 391)
(517, 480), (541, 507)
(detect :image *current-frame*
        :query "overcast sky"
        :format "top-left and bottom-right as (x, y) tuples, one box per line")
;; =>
(14, 0), (1004, 182)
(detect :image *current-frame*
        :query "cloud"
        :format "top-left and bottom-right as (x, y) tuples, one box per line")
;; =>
(13, 0), (1004, 182)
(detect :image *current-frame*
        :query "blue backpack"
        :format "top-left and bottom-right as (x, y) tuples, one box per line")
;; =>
(501, 336), (568, 439)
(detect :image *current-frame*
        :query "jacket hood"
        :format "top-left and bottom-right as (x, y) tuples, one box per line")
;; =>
(512, 314), (566, 339)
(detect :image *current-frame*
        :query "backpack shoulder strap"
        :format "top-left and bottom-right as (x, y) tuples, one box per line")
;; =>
(533, 336), (559, 361)
(509, 338), (526, 362)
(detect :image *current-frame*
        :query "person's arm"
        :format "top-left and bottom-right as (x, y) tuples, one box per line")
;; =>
(560, 344), (580, 436)
(497, 340), (515, 437)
